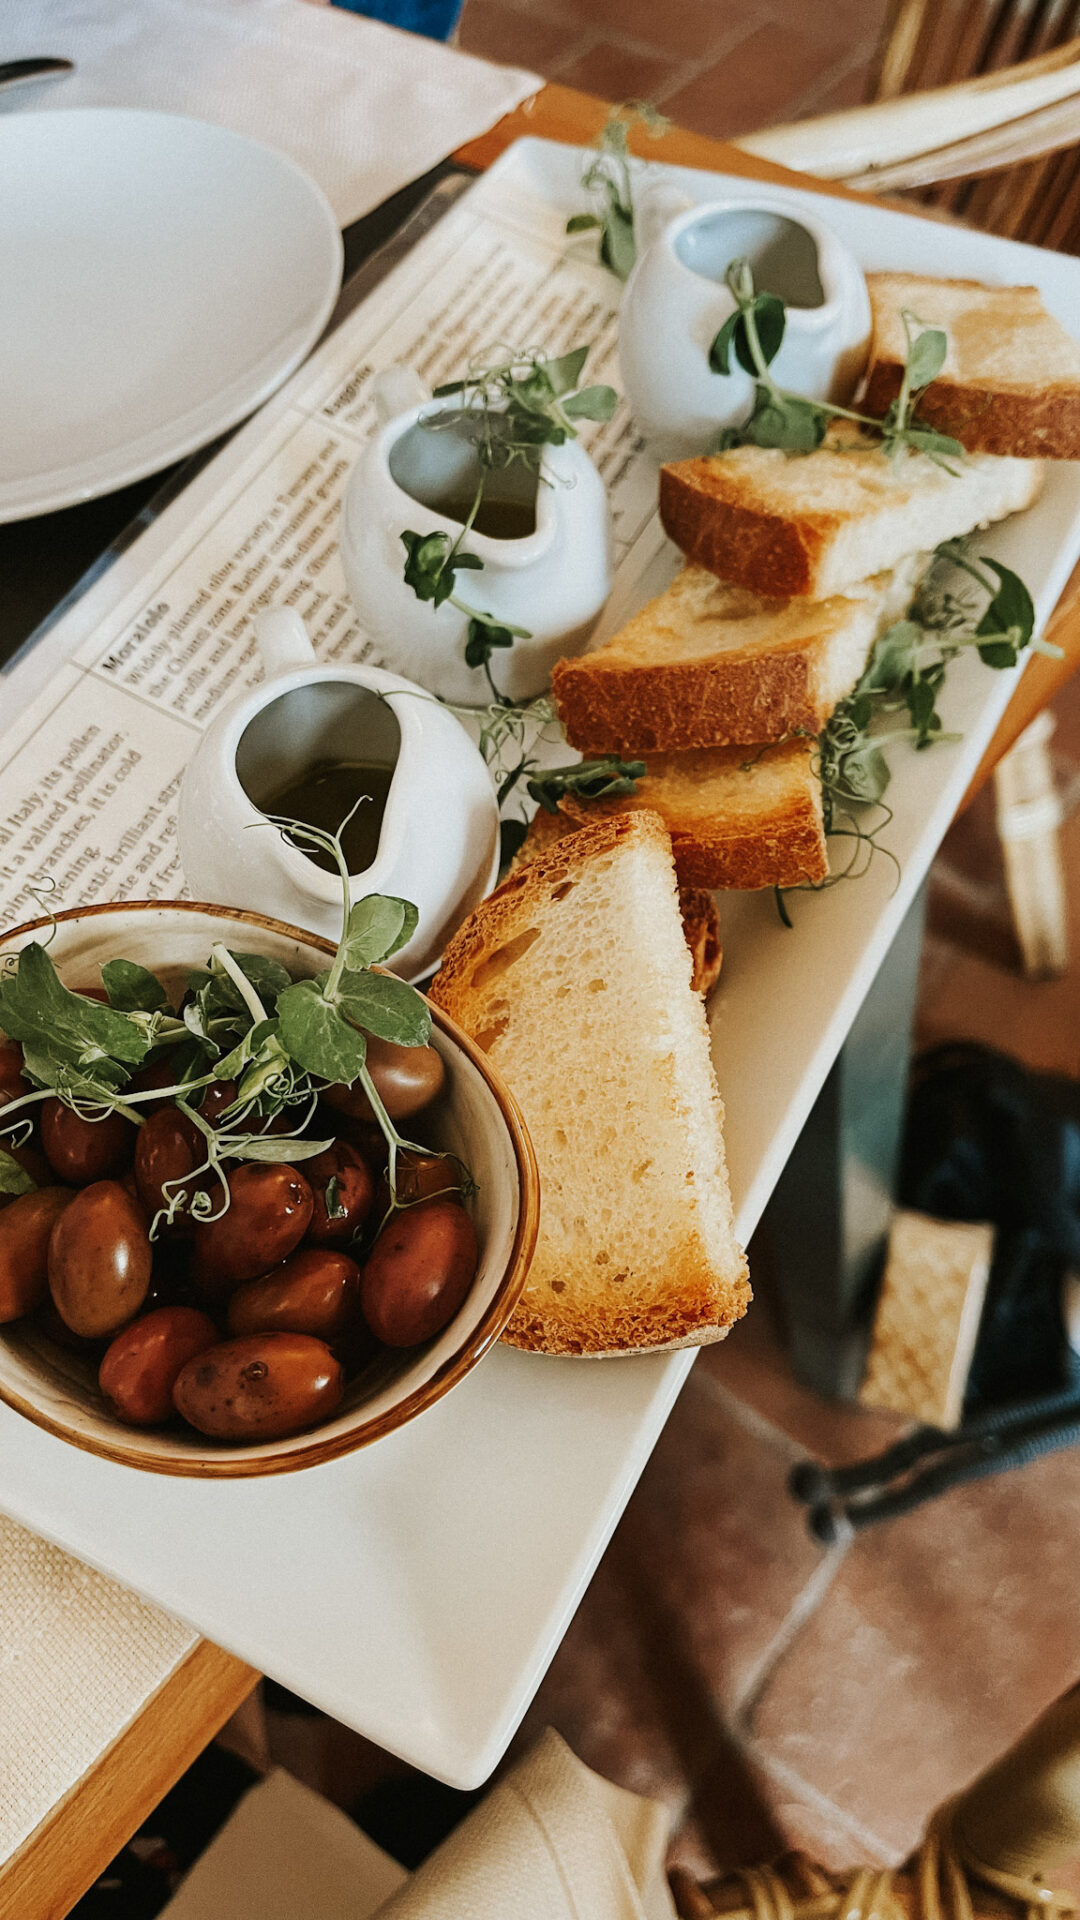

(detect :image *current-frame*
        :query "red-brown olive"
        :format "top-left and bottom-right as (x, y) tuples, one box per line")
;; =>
(99, 1306), (219, 1426)
(48, 1180), (153, 1338)
(173, 1333), (343, 1440)
(0, 1188), (75, 1322)
(134, 1104), (205, 1229)
(375, 1150), (463, 1222)
(306, 1141), (374, 1246)
(324, 1036), (445, 1124)
(360, 1199), (478, 1346)
(227, 1249), (361, 1340)
(41, 1098), (134, 1186)
(191, 1163), (313, 1295)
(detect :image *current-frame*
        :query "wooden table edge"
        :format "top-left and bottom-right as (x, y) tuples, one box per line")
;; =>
(1, 1640), (257, 1920)
(455, 82), (1080, 805)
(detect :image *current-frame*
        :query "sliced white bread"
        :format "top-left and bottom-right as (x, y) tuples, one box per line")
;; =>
(553, 554), (925, 753)
(659, 429), (1042, 601)
(862, 273), (1080, 460)
(431, 810), (750, 1355)
(558, 738), (826, 892)
(511, 806), (724, 991)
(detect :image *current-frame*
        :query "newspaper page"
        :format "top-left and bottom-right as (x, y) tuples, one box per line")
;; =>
(0, 167), (668, 934)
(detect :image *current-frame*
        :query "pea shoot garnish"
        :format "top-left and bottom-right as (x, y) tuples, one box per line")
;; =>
(711, 258), (965, 470)
(566, 103), (670, 280)
(400, 345), (616, 699)
(773, 541), (1054, 922)
(0, 810), (461, 1236)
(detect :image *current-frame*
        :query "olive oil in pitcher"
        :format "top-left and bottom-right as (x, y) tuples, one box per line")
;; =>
(263, 761), (393, 875)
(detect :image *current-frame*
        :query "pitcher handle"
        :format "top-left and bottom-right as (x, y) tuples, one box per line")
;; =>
(635, 184), (694, 257)
(374, 364), (428, 428)
(255, 609), (316, 680)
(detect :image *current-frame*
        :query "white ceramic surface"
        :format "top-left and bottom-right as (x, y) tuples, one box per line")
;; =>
(4, 140), (1080, 1790)
(0, 905), (536, 1476)
(0, 108), (343, 521)
(619, 188), (871, 453)
(339, 375), (613, 703)
(176, 610), (500, 981)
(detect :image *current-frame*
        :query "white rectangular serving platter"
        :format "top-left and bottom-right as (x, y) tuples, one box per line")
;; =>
(3, 137), (1080, 1790)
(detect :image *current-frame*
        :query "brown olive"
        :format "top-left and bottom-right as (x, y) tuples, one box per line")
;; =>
(375, 1150), (463, 1221)
(324, 1036), (445, 1125)
(0, 1139), (52, 1208)
(0, 1188), (75, 1322)
(48, 1180), (153, 1338)
(173, 1332), (343, 1441)
(41, 1098), (133, 1186)
(191, 1163), (313, 1295)
(99, 1306), (219, 1426)
(134, 1105), (205, 1229)
(306, 1141), (374, 1246)
(361, 1199), (478, 1347)
(227, 1249), (361, 1340)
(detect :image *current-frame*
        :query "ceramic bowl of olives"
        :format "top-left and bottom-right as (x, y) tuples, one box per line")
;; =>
(0, 901), (538, 1476)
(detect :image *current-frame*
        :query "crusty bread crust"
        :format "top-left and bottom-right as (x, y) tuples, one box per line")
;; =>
(861, 364), (1080, 461)
(559, 742), (828, 891)
(862, 270), (1080, 460)
(431, 811), (750, 1356)
(555, 641), (827, 752)
(659, 462), (828, 598)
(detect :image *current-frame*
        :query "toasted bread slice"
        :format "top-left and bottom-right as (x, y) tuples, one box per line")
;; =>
(553, 555), (925, 753)
(559, 739), (826, 891)
(862, 273), (1080, 460)
(511, 808), (723, 991)
(431, 811), (750, 1355)
(659, 430), (1042, 600)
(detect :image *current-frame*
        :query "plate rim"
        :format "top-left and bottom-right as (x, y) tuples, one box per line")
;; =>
(0, 105), (344, 522)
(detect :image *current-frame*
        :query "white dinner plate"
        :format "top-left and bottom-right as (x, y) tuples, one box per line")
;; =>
(0, 109), (343, 521)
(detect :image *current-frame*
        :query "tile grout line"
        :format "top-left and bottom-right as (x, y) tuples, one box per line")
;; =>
(747, 1745), (901, 1866)
(730, 1542), (850, 1730)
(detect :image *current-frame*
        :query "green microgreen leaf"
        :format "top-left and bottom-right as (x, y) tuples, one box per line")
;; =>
(275, 979), (369, 1085)
(905, 324), (948, 390)
(543, 345), (590, 396)
(710, 292), (786, 377)
(526, 757), (646, 813)
(562, 384), (618, 422)
(101, 960), (169, 1013)
(335, 968), (432, 1048)
(568, 103), (669, 281)
(0, 943), (149, 1090)
(0, 1148), (34, 1198)
(342, 896), (419, 970)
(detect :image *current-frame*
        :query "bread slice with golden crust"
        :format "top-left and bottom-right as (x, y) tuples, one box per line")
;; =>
(431, 811), (750, 1356)
(559, 739), (826, 891)
(553, 556), (924, 754)
(510, 807), (724, 992)
(862, 273), (1080, 460)
(659, 432), (1042, 601)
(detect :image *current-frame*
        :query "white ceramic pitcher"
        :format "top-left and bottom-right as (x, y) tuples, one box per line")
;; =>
(176, 609), (500, 981)
(618, 187), (871, 454)
(338, 366), (614, 705)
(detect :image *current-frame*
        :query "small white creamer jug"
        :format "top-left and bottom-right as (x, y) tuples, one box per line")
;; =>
(618, 187), (871, 455)
(176, 609), (499, 981)
(338, 366), (613, 705)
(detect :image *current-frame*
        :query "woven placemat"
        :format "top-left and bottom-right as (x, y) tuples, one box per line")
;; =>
(0, 1515), (197, 1864)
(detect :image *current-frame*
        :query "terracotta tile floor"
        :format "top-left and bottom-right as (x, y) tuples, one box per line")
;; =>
(260, 0), (1080, 1887)
(458, 0), (890, 139)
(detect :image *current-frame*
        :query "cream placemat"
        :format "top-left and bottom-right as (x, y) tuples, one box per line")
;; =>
(0, 0), (539, 228)
(0, 1515), (196, 1865)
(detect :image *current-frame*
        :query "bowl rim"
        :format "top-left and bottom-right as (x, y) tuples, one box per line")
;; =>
(0, 899), (540, 1477)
